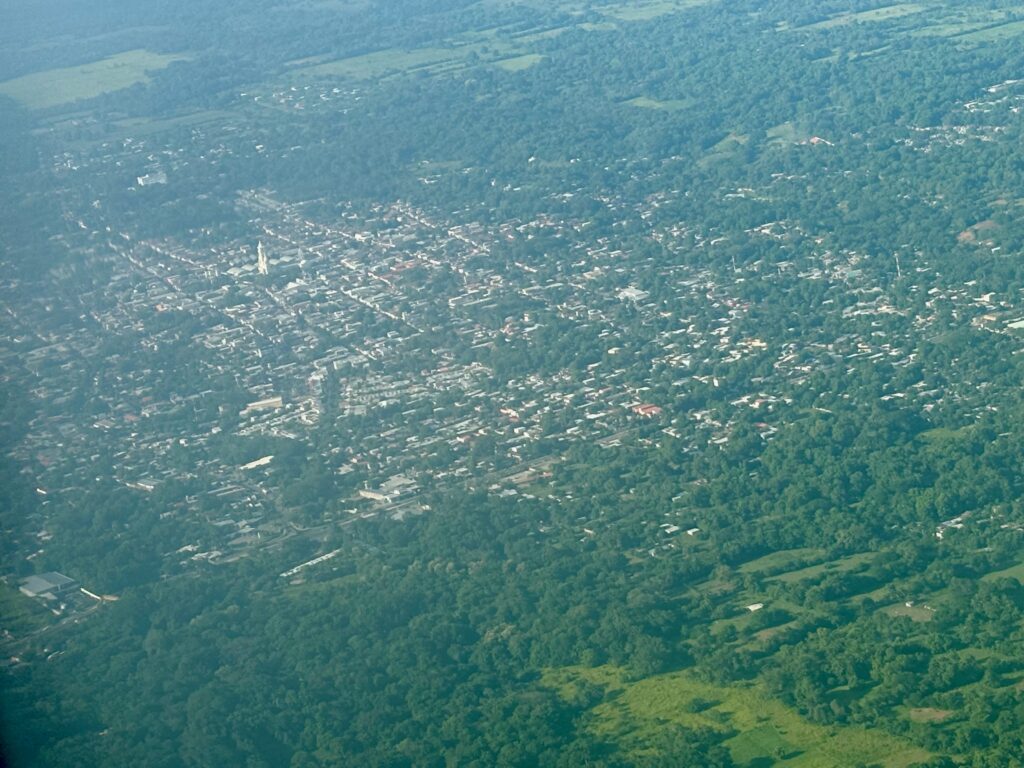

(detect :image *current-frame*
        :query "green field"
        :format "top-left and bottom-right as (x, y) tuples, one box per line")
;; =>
(601, 0), (714, 21)
(293, 29), (533, 81)
(767, 121), (805, 144)
(496, 54), (546, 71)
(770, 552), (875, 584)
(907, 706), (955, 723)
(738, 547), (823, 575)
(727, 724), (795, 763)
(893, 5), (1024, 38)
(512, 26), (573, 43)
(292, 17), (619, 82)
(284, 0), (718, 86)
(912, 20), (993, 37)
(545, 665), (933, 767)
(0, 49), (190, 110)
(955, 19), (1024, 42)
(795, 3), (927, 30)
(112, 110), (232, 139)
(783, 2), (1024, 45)
(711, 598), (806, 640)
(698, 132), (751, 168)
(982, 559), (1024, 582)
(625, 96), (691, 111)
(882, 602), (936, 622)
(300, 46), (471, 79)
(0, 582), (54, 638)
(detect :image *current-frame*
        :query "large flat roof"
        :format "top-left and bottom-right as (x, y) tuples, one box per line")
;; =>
(19, 572), (77, 597)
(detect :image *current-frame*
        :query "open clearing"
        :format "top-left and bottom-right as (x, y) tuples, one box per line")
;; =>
(882, 602), (935, 622)
(602, 0), (711, 21)
(738, 547), (823, 575)
(299, 46), (472, 79)
(768, 121), (805, 144)
(0, 49), (190, 110)
(0, 582), (54, 638)
(770, 552), (874, 584)
(903, 6), (1024, 37)
(544, 665), (933, 767)
(907, 707), (956, 723)
(912, 20), (994, 37)
(795, 3), (927, 30)
(698, 132), (749, 167)
(287, 1), (716, 85)
(478, 0), (712, 16)
(955, 19), (1024, 42)
(108, 110), (233, 140)
(292, 29), (533, 81)
(982, 559), (1024, 582)
(496, 54), (545, 71)
(625, 96), (691, 111)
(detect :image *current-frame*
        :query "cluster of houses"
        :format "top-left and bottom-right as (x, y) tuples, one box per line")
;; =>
(6, 96), (1024, 579)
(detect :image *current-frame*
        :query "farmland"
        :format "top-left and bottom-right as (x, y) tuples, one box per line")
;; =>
(0, 49), (189, 110)
(545, 665), (934, 767)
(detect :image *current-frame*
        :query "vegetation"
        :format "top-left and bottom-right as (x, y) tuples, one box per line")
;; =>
(0, 50), (190, 109)
(7, 0), (1024, 766)
(545, 665), (933, 767)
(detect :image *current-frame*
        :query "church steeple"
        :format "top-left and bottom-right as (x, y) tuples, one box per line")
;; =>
(257, 240), (268, 275)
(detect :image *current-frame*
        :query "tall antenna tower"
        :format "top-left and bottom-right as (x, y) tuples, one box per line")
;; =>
(257, 240), (268, 276)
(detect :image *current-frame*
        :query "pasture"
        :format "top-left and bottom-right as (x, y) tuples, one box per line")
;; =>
(0, 582), (54, 638)
(0, 49), (189, 110)
(496, 54), (546, 72)
(544, 665), (934, 767)
(982, 559), (1024, 582)
(795, 4), (927, 31)
(625, 96), (691, 111)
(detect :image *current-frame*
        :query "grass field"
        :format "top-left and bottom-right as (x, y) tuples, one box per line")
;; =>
(512, 26), (573, 43)
(795, 3), (927, 30)
(711, 597), (805, 639)
(738, 547), (823, 575)
(783, 2), (1024, 45)
(981, 559), (1024, 582)
(767, 121), (805, 144)
(544, 665), (933, 767)
(912, 20), (993, 37)
(289, 0), (717, 85)
(301, 0), (372, 11)
(727, 724), (795, 762)
(0, 49), (190, 110)
(293, 29), (537, 81)
(625, 96), (691, 111)
(483, 0), (711, 20)
(112, 110), (232, 138)
(0, 582), (54, 638)
(882, 602), (935, 622)
(600, 0), (714, 21)
(496, 54), (545, 71)
(290, 14), (618, 83)
(698, 132), (750, 168)
(918, 424), (975, 441)
(300, 46), (471, 79)
(770, 552), (875, 584)
(955, 19), (1024, 42)
(712, 132), (749, 151)
(907, 707), (955, 723)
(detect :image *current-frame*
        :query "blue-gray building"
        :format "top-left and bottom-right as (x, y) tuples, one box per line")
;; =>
(19, 572), (77, 599)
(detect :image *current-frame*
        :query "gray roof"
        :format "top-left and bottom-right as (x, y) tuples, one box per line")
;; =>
(19, 572), (76, 597)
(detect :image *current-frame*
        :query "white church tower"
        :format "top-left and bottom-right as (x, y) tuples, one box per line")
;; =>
(257, 240), (268, 275)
